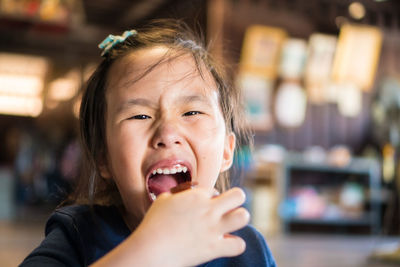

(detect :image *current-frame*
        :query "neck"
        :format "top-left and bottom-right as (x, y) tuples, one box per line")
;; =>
(119, 206), (144, 231)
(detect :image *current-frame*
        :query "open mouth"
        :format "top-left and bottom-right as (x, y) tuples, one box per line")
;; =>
(147, 164), (192, 201)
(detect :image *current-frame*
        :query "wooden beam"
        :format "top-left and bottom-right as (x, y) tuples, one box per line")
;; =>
(118, 0), (167, 27)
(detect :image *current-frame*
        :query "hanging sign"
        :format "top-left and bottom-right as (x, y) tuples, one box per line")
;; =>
(304, 34), (337, 104)
(278, 38), (307, 80)
(331, 24), (383, 91)
(239, 25), (287, 80)
(237, 74), (274, 131)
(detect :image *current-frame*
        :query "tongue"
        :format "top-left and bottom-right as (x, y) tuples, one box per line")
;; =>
(148, 175), (178, 196)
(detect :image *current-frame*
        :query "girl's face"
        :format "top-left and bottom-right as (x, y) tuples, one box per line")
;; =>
(101, 47), (235, 219)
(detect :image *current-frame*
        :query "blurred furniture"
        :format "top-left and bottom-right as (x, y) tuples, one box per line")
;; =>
(0, 167), (15, 220)
(245, 161), (283, 235)
(282, 153), (381, 234)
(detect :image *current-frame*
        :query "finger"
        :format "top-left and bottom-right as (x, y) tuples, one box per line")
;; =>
(220, 207), (250, 234)
(218, 234), (246, 257)
(212, 187), (246, 214)
(156, 191), (172, 200)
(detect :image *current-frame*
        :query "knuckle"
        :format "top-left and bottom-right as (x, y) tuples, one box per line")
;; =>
(238, 208), (250, 224)
(237, 238), (246, 254)
(232, 187), (246, 202)
(229, 237), (246, 256)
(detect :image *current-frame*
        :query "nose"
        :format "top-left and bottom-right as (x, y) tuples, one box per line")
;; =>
(151, 119), (183, 149)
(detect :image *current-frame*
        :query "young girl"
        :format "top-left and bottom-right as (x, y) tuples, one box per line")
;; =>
(21, 19), (276, 267)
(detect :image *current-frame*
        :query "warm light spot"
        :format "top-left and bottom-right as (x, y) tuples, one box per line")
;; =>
(0, 53), (48, 117)
(0, 53), (48, 76)
(348, 2), (366, 20)
(0, 74), (43, 96)
(0, 95), (43, 117)
(48, 69), (80, 101)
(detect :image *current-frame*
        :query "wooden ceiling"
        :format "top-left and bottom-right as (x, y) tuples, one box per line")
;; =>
(0, 0), (398, 59)
(0, 0), (206, 59)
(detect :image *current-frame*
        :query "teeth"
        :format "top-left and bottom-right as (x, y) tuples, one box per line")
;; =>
(150, 164), (189, 176)
(149, 192), (157, 201)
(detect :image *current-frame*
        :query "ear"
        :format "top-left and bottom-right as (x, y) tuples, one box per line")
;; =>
(220, 132), (236, 172)
(98, 156), (112, 179)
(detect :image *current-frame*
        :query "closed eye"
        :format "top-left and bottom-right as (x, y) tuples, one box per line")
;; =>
(128, 114), (152, 120)
(183, 111), (203, 116)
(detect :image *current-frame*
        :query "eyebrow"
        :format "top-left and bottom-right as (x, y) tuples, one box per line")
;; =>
(117, 98), (156, 114)
(178, 94), (213, 106)
(117, 94), (213, 114)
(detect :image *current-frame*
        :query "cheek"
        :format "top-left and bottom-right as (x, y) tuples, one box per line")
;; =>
(191, 113), (226, 140)
(106, 124), (147, 186)
(106, 125), (151, 216)
(192, 122), (226, 186)
(192, 121), (225, 161)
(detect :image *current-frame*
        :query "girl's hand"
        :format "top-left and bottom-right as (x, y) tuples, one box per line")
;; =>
(92, 187), (249, 267)
(135, 187), (249, 266)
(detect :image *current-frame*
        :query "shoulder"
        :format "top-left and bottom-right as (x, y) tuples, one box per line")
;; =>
(236, 225), (276, 266)
(48, 204), (114, 222)
(46, 205), (91, 229)
(202, 225), (277, 267)
(45, 205), (100, 237)
(20, 205), (98, 266)
(45, 205), (128, 264)
(47, 205), (106, 224)
(46, 204), (125, 233)
(235, 224), (266, 241)
(44, 205), (95, 249)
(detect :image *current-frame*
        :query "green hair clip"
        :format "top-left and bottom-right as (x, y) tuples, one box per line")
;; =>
(98, 30), (137, 56)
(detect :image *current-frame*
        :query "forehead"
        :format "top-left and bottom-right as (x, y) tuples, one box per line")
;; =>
(106, 46), (217, 94)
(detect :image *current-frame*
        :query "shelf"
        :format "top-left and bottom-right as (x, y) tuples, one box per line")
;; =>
(286, 216), (373, 226)
(284, 153), (380, 176)
(282, 153), (382, 234)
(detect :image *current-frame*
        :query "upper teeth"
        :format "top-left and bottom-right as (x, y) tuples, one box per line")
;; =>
(152, 165), (188, 176)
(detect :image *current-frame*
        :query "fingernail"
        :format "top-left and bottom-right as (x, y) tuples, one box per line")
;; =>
(212, 189), (220, 198)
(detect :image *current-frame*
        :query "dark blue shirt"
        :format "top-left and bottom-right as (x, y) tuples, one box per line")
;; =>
(20, 205), (276, 266)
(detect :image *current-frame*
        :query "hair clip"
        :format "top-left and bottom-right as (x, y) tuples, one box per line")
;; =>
(177, 38), (202, 51)
(98, 30), (137, 56)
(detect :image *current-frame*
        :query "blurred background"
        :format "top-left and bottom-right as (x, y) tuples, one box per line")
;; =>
(0, 0), (400, 266)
